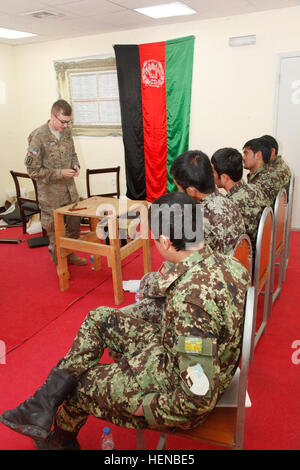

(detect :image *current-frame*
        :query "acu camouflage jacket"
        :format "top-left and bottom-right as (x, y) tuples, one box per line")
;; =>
(25, 122), (80, 211)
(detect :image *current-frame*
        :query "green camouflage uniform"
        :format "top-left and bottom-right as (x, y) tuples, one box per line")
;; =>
(25, 122), (80, 264)
(247, 165), (282, 208)
(198, 191), (246, 255)
(55, 245), (250, 433)
(268, 155), (291, 196)
(226, 180), (265, 249)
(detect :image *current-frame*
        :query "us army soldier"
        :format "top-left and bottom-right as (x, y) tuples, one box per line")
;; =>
(0, 192), (250, 450)
(25, 99), (87, 267)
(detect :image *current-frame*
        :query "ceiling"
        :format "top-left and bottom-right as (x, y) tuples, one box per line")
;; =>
(0, 0), (300, 46)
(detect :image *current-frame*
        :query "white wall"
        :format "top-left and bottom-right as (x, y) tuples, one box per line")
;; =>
(1, 6), (300, 225)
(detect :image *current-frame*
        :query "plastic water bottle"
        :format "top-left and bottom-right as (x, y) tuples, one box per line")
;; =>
(90, 255), (94, 270)
(135, 288), (140, 303)
(101, 426), (114, 450)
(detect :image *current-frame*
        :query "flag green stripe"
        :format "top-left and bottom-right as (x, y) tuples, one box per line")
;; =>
(165, 36), (195, 192)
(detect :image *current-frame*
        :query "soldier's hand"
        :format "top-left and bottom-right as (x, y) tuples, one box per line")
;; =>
(73, 165), (80, 176)
(61, 168), (76, 178)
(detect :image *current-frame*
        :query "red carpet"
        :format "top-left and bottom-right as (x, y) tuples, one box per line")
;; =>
(0, 228), (299, 450)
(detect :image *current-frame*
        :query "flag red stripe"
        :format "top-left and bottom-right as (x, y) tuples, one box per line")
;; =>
(139, 42), (167, 202)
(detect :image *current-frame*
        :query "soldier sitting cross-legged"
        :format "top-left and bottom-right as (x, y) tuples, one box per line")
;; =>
(0, 192), (250, 450)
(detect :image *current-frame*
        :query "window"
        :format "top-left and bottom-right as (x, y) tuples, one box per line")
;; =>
(54, 55), (122, 137)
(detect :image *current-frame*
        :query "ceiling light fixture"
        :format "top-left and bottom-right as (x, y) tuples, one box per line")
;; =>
(135, 2), (196, 19)
(0, 27), (36, 39)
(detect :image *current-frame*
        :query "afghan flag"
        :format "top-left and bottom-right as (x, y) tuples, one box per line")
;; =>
(114, 35), (195, 202)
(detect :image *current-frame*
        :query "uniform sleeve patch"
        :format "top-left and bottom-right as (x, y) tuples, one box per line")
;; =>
(184, 337), (202, 354)
(181, 364), (210, 396)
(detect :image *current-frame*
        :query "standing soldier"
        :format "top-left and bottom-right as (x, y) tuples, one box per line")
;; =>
(25, 99), (87, 269)
(0, 192), (250, 450)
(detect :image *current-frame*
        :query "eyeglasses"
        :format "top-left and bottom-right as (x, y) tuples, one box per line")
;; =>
(55, 114), (71, 126)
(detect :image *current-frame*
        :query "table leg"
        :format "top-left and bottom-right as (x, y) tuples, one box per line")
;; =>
(108, 216), (123, 305)
(54, 211), (69, 291)
(90, 217), (102, 271)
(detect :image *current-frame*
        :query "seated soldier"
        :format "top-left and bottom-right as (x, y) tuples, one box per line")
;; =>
(211, 147), (266, 251)
(0, 192), (250, 451)
(170, 150), (246, 255)
(242, 137), (283, 207)
(260, 134), (291, 195)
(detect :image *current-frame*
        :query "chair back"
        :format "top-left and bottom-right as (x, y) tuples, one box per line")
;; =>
(231, 234), (253, 282)
(10, 171), (42, 233)
(86, 167), (120, 198)
(273, 189), (287, 258)
(268, 189), (287, 313)
(250, 206), (273, 359)
(253, 206), (273, 293)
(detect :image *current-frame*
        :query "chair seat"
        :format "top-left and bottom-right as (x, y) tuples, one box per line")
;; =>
(216, 368), (251, 408)
(21, 202), (38, 211)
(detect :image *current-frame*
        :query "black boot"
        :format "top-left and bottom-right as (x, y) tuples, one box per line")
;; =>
(33, 422), (80, 450)
(0, 367), (77, 441)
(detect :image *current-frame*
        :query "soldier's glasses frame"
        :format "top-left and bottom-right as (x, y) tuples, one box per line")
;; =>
(55, 115), (71, 126)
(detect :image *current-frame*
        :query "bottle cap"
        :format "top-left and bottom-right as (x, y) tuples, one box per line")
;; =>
(103, 426), (111, 435)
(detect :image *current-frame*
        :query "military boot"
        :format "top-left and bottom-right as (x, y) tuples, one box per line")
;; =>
(34, 423), (80, 450)
(68, 253), (88, 266)
(0, 367), (77, 441)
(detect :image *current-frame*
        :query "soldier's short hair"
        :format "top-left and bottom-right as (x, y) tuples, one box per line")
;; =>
(170, 150), (215, 194)
(243, 137), (271, 164)
(51, 99), (72, 117)
(260, 135), (278, 155)
(211, 147), (243, 182)
(149, 192), (204, 251)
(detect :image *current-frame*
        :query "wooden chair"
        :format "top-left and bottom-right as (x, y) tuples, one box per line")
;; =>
(231, 234), (253, 283)
(86, 166), (120, 198)
(250, 206), (273, 360)
(283, 175), (295, 282)
(10, 171), (46, 236)
(136, 286), (255, 450)
(268, 189), (287, 315)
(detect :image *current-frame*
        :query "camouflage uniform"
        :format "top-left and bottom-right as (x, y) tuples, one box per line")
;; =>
(198, 191), (246, 255)
(25, 122), (80, 264)
(247, 165), (282, 208)
(268, 155), (291, 196)
(54, 245), (250, 433)
(226, 180), (265, 249)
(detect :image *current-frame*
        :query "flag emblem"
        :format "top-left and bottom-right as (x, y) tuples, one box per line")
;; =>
(142, 60), (165, 88)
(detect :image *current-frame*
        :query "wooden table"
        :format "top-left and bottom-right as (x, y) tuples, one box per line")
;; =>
(54, 196), (152, 304)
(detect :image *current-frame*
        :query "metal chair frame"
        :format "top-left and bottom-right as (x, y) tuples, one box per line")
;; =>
(268, 189), (287, 315)
(283, 175), (295, 282)
(250, 206), (273, 360)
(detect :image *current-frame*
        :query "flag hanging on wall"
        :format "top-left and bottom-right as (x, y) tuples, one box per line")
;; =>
(114, 35), (195, 202)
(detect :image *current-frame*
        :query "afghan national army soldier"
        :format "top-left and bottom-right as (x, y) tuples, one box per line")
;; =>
(0, 192), (250, 450)
(242, 137), (284, 208)
(260, 134), (291, 196)
(25, 99), (87, 267)
(211, 147), (266, 250)
(170, 150), (246, 255)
